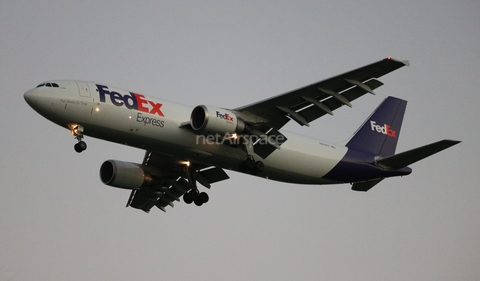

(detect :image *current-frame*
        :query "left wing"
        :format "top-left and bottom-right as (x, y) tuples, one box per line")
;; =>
(127, 151), (229, 213)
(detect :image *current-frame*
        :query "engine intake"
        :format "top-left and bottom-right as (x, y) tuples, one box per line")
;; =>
(100, 160), (152, 189)
(191, 105), (245, 135)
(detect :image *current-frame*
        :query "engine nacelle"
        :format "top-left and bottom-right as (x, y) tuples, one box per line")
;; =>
(100, 160), (152, 190)
(190, 105), (245, 135)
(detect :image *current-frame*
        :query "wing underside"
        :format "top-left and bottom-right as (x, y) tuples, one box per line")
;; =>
(127, 151), (229, 213)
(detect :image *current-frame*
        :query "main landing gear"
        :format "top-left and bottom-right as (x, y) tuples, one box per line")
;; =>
(181, 162), (210, 207)
(183, 190), (209, 206)
(70, 125), (87, 153)
(239, 155), (264, 174)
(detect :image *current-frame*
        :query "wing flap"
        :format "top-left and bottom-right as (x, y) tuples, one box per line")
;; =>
(299, 79), (384, 123)
(197, 167), (230, 188)
(129, 177), (192, 213)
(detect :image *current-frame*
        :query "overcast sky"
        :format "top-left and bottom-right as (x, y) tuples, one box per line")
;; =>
(1, 1), (479, 280)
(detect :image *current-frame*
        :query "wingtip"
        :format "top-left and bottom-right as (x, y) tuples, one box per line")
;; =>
(386, 57), (410, 67)
(444, 139), (461, 145)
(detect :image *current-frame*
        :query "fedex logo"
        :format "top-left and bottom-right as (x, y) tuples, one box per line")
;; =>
(370, 121), (397, 138)
(96, 84), (164, 117)
(216, 111), (234, 122)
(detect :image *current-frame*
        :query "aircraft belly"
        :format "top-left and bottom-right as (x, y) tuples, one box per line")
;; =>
(81, 114), (348, 185)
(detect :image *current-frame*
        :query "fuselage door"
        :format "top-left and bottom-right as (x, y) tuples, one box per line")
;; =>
(76, 81), (91, 98)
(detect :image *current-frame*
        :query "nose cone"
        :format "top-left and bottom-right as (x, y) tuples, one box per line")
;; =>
(24, 88), (38, 108)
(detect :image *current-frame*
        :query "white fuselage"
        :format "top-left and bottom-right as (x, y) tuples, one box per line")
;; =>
(24, 80), (348, 184)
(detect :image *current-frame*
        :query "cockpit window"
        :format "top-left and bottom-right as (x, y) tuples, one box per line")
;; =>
(36, 82), (59, 88)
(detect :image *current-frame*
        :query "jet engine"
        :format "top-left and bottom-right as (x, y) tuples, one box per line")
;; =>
(100, 160), (153, 190)
(190, 105), (246, 135)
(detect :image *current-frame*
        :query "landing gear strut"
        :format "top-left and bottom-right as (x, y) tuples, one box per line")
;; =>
(71, 125), (87, 153)
(181, 162), (210, 206)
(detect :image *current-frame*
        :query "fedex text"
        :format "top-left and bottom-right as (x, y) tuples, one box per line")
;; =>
(216, 111), (234, 122)
(96, 84), (164, 117)
(370, 121), (397, 138)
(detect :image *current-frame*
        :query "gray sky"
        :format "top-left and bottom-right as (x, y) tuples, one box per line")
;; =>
(1, 1), (479, 280)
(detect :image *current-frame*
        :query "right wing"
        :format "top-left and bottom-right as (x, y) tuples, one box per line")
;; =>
(231, 57), (409, 158)
(234, 57), (410, 129)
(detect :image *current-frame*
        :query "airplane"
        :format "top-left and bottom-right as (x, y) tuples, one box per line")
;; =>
(24, 57), (460, 213)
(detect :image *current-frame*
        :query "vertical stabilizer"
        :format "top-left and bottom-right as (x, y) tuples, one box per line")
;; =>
(346, 96), (407, 157)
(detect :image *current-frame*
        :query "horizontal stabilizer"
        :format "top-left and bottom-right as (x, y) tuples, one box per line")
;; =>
(376, 139), (461, 170)
(352, 178), (384, 192)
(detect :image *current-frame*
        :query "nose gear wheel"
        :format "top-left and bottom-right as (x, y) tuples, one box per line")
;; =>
(74, 141), (87, 153)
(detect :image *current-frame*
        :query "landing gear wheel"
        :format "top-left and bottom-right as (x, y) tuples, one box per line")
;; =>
(194, 198), (204, 206)
(183, 192), (194, 204)
(240, 156), (256, 172)
(182, 162), (209, 207)
(185, 191), (208, 206)
(74, 141), (87, 153)
(254, 161), (265, 173)
(245, 158), (255, 170)
(198, 192), (209, 204)
(240, 156), (264, 174)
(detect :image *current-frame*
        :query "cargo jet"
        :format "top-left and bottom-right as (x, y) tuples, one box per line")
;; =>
(24, 58), (460, 213)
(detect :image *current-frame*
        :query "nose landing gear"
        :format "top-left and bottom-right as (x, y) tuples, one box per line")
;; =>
(74, 141), (87, 153)
(70, 124), (87, 153)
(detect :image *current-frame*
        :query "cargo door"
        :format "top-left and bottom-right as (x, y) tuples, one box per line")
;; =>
(76, 81), (91, 98)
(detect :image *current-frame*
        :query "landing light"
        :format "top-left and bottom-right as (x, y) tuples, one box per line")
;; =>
(225, 133), (238, 139)
(180, 161), (190, 167)
(69, 124), (79, 135)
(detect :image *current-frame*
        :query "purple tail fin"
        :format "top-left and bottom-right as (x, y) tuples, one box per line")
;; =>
(346, 96), (407, 157)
